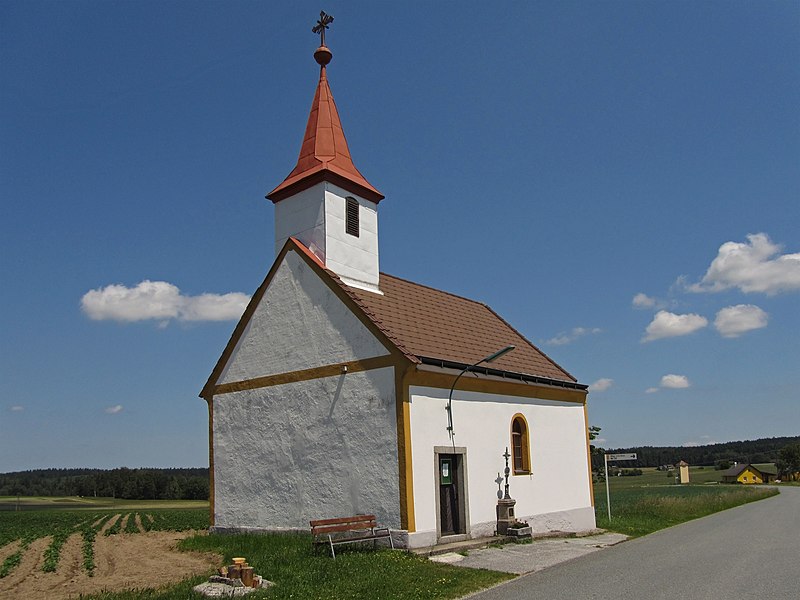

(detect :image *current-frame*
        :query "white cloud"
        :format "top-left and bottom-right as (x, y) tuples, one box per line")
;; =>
(645, 387), (659, 394)
(10, 405), (24, 412)
(105, 404), (124, 414)
(545, 327), (602, 346)
(643, 310), (708, 342)
(661, 374), (690, 389)
(689, 233), (800, 295)
(81, 281), (249, 324)
(683, 436), (717, 447)
(589, 378), (614, 392)
(714, 304), (768, 338)
(632, 293), (656, 309)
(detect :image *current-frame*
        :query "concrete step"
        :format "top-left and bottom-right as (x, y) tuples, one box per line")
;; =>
(409, 535), (509, 557)
(408, 528), (608, 557)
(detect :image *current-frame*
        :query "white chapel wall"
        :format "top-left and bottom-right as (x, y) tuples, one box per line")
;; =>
(217, 250), (389, 385)
(407, 385), (594, 546)
(213, 367), (400, 530)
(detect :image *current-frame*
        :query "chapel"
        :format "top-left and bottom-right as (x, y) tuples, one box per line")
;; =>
(201, 21), (595, 548)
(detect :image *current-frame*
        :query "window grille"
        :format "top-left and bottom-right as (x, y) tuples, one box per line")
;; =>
(346, 197), (359, 237)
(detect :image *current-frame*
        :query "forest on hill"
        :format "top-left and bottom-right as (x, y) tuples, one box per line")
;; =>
(592, 435), (800, 470)
(0, 467), (209, 500)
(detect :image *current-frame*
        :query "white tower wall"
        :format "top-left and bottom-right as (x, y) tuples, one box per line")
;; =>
(274, 181), (380, 293)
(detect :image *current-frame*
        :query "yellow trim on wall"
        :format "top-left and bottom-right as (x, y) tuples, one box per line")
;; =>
(396, 366), (416, 532)
(207, 398), (215, 526)
(213, 355), (396, 395)
(510, 413), (531, 475)
(583, 404), (595, 506)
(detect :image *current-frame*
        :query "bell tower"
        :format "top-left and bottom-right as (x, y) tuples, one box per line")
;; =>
(266, 13), (384, 293)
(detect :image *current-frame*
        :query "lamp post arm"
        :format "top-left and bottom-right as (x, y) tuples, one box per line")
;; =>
(446, 358), (490, 438)
(445, 345), (515, 440)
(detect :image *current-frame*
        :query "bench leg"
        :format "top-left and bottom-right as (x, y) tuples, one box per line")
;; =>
(389, 531), (394, 550)
(328, 534), (336, 559)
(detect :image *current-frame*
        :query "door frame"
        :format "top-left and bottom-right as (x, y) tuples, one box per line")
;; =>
(434, 446), (471, 542)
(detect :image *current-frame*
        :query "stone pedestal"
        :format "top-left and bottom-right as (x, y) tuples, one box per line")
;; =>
(496, 497), (517, 535)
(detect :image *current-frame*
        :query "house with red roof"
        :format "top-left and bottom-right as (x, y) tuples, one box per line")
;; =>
(201, 29), (595, 549)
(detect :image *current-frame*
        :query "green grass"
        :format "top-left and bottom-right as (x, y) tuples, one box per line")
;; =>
(595, 467), (779, 537)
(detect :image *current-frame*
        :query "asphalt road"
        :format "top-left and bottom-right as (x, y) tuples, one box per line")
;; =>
(470, 486), (799, 600)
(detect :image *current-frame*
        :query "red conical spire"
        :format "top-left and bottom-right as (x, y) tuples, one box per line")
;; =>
(267, 43), (383, 203)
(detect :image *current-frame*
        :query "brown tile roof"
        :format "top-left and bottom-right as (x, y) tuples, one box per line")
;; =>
(347, 273), (578, 384)
(267, 60), (383, 203)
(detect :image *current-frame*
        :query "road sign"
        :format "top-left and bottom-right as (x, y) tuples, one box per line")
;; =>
(603, 453), (638, 521)
(606, 453), (637, 461)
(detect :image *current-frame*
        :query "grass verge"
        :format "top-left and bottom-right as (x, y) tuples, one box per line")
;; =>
(81, 532), (512, 600)
(595, 485), (778, 537)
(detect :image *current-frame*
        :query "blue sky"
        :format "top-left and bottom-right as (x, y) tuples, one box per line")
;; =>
(1, 1), (798, 471)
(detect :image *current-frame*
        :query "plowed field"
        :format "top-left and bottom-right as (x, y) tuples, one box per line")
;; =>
(0, 509), (220, 599)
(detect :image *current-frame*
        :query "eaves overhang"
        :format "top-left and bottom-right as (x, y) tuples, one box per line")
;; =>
(416, 356), (589, 392)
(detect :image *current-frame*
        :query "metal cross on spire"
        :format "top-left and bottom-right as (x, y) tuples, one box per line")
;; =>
(312, 11), (334, 47)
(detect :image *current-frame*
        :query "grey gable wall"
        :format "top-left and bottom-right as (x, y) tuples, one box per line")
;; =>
(212, 249), (400, 530)
(218, 250), (390, 384)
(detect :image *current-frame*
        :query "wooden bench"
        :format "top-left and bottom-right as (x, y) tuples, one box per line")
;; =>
(310, 514), (394, 559)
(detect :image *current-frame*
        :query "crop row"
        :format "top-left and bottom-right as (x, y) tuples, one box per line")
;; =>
(0, 508), (208, 579)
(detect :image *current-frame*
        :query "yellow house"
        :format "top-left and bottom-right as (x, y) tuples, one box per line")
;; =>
(721, 463), (774, 484)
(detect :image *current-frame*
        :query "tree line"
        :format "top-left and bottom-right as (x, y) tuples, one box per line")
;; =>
(591, 435), (800, 471)
(0, 467), (209, 500)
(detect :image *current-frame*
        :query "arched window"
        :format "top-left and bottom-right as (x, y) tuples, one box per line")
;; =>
(511, 414), (530, 474)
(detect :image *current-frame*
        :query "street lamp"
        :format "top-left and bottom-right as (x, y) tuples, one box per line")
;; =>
(446, 345), (515, 439)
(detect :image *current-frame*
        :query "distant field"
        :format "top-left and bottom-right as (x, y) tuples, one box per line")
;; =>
(0, 496), (208, 511)
(599, 465), (721, 489)
(594, 466), (779, 536)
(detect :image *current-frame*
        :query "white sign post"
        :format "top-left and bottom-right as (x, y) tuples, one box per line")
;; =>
(604, 453), (637, 520)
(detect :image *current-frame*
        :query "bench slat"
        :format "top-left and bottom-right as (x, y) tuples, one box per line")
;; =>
(312, 522), (377, 535)
(312, 530), (390, 546)
(310, 515), (376, 527)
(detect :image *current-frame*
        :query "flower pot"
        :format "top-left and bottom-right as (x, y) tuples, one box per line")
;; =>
(507, 526), (532, 537)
